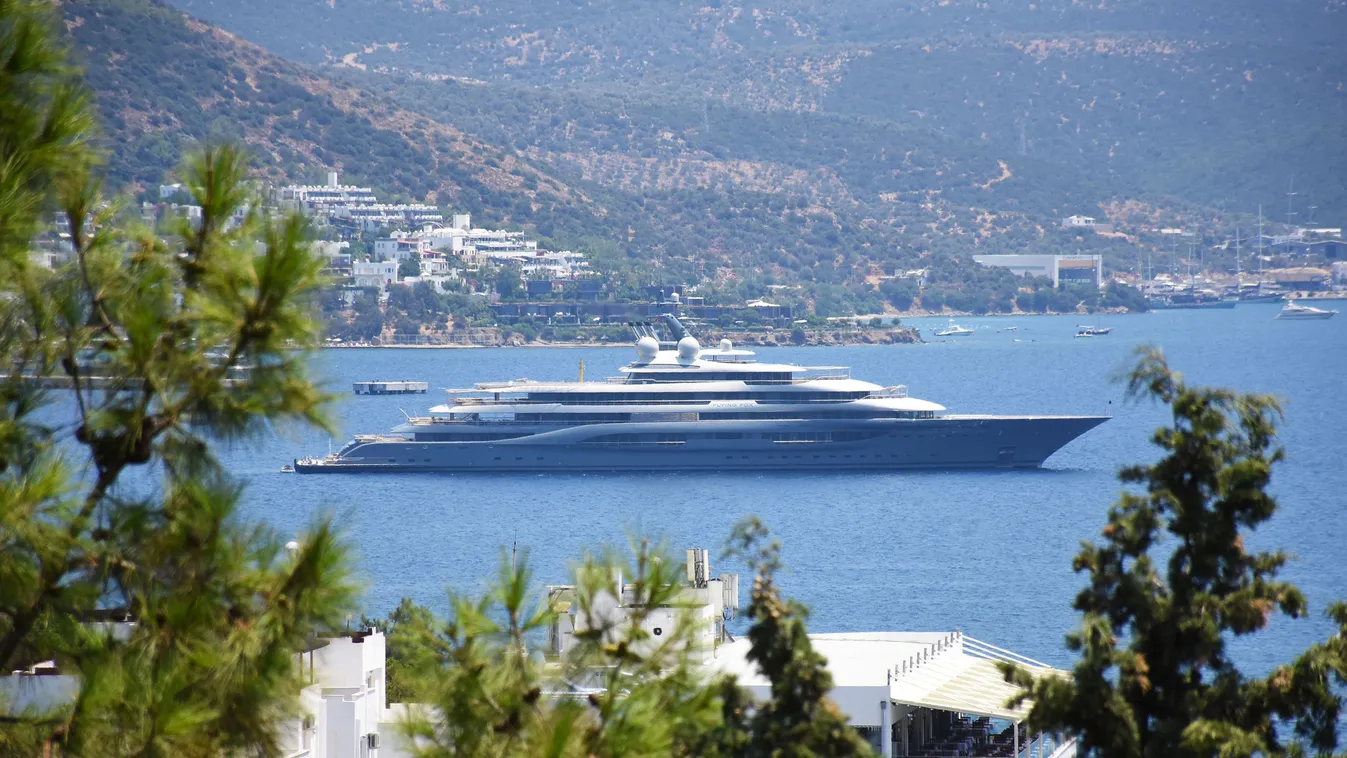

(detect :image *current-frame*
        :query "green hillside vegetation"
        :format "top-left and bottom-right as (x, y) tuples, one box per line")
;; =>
(62, 0), (597, 218)
(168, 0), (1347, 219)
(64, 0), (1293, 316)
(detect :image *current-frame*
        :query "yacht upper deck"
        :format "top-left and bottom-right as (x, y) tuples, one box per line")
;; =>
(428, 318), (939, 416)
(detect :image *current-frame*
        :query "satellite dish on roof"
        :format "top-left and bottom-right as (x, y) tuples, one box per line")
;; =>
(676, 336), (701, 361)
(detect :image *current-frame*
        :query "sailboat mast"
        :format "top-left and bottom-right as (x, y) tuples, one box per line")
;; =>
(1257, 205), (1265, 286)
(1235, 227), (1241, 278)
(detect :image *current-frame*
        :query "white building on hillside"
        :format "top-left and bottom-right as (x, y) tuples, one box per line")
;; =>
(374, 234), (432, 262)
(275, 172), (442, 231)
(972, 254), (1103, 288)
(521, 250), (590, 280)
(353, 260), (398, 291)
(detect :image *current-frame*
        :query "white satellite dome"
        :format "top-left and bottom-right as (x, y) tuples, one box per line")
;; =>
(719, 338), (733, 352)
(635, 336), (659, 362)
(676, 336), (701, 361)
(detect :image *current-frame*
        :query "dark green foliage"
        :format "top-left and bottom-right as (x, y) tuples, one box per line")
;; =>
(391, 527), (874, 758)
(1, 4), (358, 752)
(1002, 348), (1347, 758)
(361, 598), (439, 704)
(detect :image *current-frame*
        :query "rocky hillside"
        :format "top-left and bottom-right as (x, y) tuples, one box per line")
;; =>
(61, 0), (1341, 314)
(166, 0), (1347, 221)
(62, 0), (595, 228)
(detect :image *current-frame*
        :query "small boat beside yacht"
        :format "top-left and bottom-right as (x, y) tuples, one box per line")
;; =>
(1275, 301), (1338, 320)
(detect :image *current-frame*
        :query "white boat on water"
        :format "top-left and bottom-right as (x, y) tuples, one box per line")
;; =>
(1275, 301), (1338, 320)
(1075, 325), (1113, 336)
(933, 324), (975, 337)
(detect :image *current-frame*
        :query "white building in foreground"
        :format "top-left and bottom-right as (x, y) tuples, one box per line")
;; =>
(282, 629), (419, 758)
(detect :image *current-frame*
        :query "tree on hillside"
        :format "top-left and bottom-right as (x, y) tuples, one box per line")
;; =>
(494, 265), (522, 299)
(1, 2), (355, 753)
(1002, 347), (1347, 758)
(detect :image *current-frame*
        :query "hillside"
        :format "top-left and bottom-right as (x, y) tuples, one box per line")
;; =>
(61, 0), (595, 228)
(63, 0), (1337, 315)
(165, 0), (1347, 221)
(62, 0), (1118, 313)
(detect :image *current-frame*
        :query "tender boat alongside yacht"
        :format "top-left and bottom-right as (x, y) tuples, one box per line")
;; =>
(294, 316), (1107, 473)
(1275, 301), (1338, 320)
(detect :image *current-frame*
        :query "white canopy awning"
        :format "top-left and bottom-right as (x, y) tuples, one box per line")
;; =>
(707, 631), (1064, 726)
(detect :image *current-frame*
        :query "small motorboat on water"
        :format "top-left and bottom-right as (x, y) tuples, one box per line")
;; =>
(280, 464), (295, 473)
(933, 324), (975, 337)
(1275, 301), (1338, 320)
(1075, 325), (1113, 336)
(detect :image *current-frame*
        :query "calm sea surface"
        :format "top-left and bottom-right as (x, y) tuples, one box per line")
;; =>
(219, 305), (1346, 671)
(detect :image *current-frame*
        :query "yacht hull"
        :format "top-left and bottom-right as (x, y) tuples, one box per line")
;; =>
(293, 416), (1108, 473)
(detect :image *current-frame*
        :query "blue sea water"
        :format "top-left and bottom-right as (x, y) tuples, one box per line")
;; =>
(221, 305), (1347, 671)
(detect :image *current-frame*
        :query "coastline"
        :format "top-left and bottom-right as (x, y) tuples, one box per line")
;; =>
(323, 294), (1346, 349)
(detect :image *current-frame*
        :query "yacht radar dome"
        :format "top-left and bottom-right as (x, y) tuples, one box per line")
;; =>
(719, 338), (733, 352)
(677, 336), (701, 361)
(635, 336), (659, 362)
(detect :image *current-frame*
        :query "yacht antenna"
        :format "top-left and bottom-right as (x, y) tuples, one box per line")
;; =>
(399, 408), (410, 421)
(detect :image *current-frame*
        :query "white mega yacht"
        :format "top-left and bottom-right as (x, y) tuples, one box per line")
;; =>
(295, 316), (1106, 473)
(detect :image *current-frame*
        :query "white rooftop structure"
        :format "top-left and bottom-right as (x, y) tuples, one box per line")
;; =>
(708, 630), (1073, 757)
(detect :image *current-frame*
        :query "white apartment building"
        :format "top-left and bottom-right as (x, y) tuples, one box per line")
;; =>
(374, 234), (431, 262)
(521, 250), (591, 280)
(375, 217), (559, 273)
(275, 172), (442, 231)
(280, 629), (419, 758)
(353, 260), (398, 290)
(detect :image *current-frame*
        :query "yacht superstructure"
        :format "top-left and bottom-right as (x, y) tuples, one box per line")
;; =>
(295, 316), (1106, 473)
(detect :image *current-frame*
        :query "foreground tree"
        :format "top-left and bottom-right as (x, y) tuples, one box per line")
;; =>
(399, 525), (872, 758)
(1003, 347), (1347, 758)
(1, 1), (356, 753)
